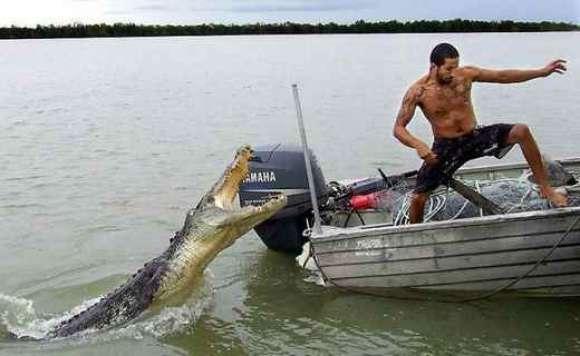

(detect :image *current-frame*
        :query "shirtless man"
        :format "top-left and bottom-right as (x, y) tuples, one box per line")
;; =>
(393, 42), (568, 224)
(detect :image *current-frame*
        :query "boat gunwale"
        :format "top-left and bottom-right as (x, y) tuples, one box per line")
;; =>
(454, 156), (580, 175)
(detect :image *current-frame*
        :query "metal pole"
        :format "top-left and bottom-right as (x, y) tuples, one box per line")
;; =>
(292, 84), (322, 235)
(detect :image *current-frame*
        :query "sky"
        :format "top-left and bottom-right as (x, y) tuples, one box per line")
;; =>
(2, 0), (579, 27)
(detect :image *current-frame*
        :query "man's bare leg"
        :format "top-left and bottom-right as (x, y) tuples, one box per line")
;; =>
(409, 192), (429, 223)
(506, 124), (567, 207)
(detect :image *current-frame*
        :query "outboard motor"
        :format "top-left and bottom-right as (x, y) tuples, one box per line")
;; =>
(239, 144), (327, 254)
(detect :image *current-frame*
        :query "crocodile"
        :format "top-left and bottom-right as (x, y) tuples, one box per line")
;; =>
(41, 145), (286, 338)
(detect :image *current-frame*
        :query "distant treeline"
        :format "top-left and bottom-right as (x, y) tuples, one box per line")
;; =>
(1, 19), (578, 39)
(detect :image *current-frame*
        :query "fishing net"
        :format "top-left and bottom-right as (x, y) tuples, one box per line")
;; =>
(391, 171), (580, 226)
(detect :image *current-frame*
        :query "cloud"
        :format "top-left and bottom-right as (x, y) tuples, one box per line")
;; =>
(134, 4), (171, 11)
(188, 0), (378, 13)
(231, 1), (378, 13)
(4, 0), (577, 27)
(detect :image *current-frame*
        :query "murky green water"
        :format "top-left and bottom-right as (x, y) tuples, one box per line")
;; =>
(1, 32), (579, 355)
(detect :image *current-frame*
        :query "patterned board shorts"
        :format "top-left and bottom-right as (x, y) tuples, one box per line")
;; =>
(414, 123), (515, 194)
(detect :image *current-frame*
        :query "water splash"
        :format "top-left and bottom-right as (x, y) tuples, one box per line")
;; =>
(296, 242), (326, 287)
(0, 272), (215, 342)
(111, 295), (212, 341)
(0, 293), (36, 335)
(0, 293), (102, 340)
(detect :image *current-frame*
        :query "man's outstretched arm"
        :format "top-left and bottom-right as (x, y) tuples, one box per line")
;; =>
(465, 59), (567, 83)
(393, 86), (437, 165)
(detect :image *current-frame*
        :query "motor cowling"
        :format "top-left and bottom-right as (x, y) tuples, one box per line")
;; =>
(239, 144), (326, 254)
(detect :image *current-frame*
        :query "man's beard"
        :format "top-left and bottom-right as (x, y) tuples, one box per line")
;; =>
(437, 75), (453, 85)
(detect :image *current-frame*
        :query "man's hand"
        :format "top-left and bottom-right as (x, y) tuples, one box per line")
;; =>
(542, 59), (567, 77)
(416, 144), (438, 165)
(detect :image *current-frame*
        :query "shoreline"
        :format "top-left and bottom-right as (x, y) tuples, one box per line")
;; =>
(1, 19), (578, 40)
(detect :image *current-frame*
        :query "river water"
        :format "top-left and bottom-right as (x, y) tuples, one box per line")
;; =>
(1, 32), (579, 355)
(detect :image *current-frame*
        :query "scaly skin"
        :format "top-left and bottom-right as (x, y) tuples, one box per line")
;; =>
(48, 145), (286, 338)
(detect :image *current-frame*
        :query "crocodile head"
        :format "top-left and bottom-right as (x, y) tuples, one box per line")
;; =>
(154, 145), (287, 301)
(184, 144), (286, 245)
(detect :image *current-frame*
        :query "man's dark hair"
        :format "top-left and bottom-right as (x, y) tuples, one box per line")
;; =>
(430, 43), (459, 66)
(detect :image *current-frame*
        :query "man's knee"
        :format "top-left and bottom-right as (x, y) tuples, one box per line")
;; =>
(508, 123), (532, 143)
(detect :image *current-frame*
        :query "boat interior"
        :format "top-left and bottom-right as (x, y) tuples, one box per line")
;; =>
(326, 157), (580, 229)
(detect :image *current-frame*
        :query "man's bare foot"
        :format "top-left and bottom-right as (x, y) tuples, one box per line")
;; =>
(540, 187), (568, 207)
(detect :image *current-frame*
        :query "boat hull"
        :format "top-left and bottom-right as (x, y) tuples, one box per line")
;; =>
(312, 208), (580, 297)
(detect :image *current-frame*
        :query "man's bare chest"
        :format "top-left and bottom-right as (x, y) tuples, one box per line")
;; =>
(420, 82), (472, 114)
